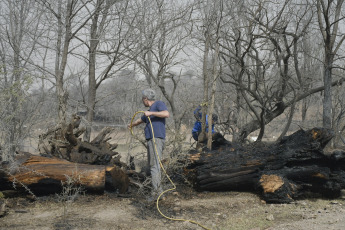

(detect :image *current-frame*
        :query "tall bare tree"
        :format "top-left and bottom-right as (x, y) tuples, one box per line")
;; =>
(217, 0), (343, 142)
(194, 0), (224, 149)
(0, 0), (45, 160)
(82, 0), (126, 141)
(316, 0), (345, 129)
(38, 0), (94, 128)
(124, 0), (194, 151)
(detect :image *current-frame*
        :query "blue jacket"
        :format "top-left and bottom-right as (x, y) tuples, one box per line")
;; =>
(192, 114), (215, 141)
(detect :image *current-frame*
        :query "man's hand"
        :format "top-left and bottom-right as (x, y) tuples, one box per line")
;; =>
(128, 118), (144, 129)
(144, 111), (153, 117)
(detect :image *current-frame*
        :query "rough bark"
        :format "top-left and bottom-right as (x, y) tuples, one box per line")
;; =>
(0, 152), (129, 195)
(187, 127), (345, 203)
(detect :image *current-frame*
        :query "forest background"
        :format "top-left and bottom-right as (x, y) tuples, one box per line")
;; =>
(1, 0), (345, 162)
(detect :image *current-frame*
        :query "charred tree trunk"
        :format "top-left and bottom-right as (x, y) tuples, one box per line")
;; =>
(0, 152), (129, 195)
(187, 128), (345, 203)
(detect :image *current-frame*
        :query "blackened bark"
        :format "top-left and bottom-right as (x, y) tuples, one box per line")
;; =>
(187, 128), (345, 203)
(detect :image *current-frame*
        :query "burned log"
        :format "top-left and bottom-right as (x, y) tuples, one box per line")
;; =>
(38, 114), (120, 165)
(187, 127), (345, 203)
(0, 152), (129, 195)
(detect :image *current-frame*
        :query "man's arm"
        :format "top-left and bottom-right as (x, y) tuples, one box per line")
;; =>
(144, 110), (169, 118)
(128, 118), (144, 129)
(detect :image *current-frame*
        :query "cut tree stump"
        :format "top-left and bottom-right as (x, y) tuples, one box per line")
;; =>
(0, 152), (129, 195)
(38, 114), (121, 165)
(186, 127), (345, 203)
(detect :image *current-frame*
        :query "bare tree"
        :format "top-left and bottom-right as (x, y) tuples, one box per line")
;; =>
(315, 0), (345, 129)
(123, 0), (194, 151)
(198, 1), (211, 146)
(0, 0), (46, 160)
(81, 0), (127, 141)
(194, 0), (224, 149)
(217, 0), (345, 142)
(38, 0), (94, 128)
(299, 28), (323, 123)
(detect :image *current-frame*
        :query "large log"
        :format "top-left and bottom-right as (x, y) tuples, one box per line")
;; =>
(0, 152), (129, 195)
(187, 127), (345, 203)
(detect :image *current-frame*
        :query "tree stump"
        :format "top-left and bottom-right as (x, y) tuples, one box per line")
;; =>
(38, 114), (120, 165)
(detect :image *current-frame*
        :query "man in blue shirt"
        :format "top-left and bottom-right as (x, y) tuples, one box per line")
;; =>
(128, 89), (169, 201)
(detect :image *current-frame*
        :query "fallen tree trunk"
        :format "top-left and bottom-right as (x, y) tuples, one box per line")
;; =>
(0, 152), (129, 195)
(187, 127), (345, 203)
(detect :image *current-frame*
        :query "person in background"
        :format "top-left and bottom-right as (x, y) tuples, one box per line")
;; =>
(128, 89), (169, 201)
(192, 105), (218, 142)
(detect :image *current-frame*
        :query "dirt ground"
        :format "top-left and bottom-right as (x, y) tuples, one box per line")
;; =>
(3, 128), (345, 230)
(1, 185), (345, 230)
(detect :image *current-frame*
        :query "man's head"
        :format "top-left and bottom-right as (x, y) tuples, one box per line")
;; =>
(142, 89), (156, 107)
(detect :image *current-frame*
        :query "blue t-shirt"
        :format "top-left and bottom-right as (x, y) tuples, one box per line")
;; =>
(141, 101), (168, 140)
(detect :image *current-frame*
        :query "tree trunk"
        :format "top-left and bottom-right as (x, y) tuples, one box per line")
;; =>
(0, 152), (129, 195)
(56, 0), (73, 128)
(84, 0), (102, 142)
(199, 32), (210, 145)
(207, 39), (219, 149)
(187, 127), (345, 203)
(323, 58), (333, 129)
(316, 0), (345, 129)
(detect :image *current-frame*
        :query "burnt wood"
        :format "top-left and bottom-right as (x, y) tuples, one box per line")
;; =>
(187, 127), (345, 203)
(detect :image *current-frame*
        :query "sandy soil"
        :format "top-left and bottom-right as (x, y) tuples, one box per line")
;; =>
(1, 186), (345, 230)
(4, 128), (345, 230)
